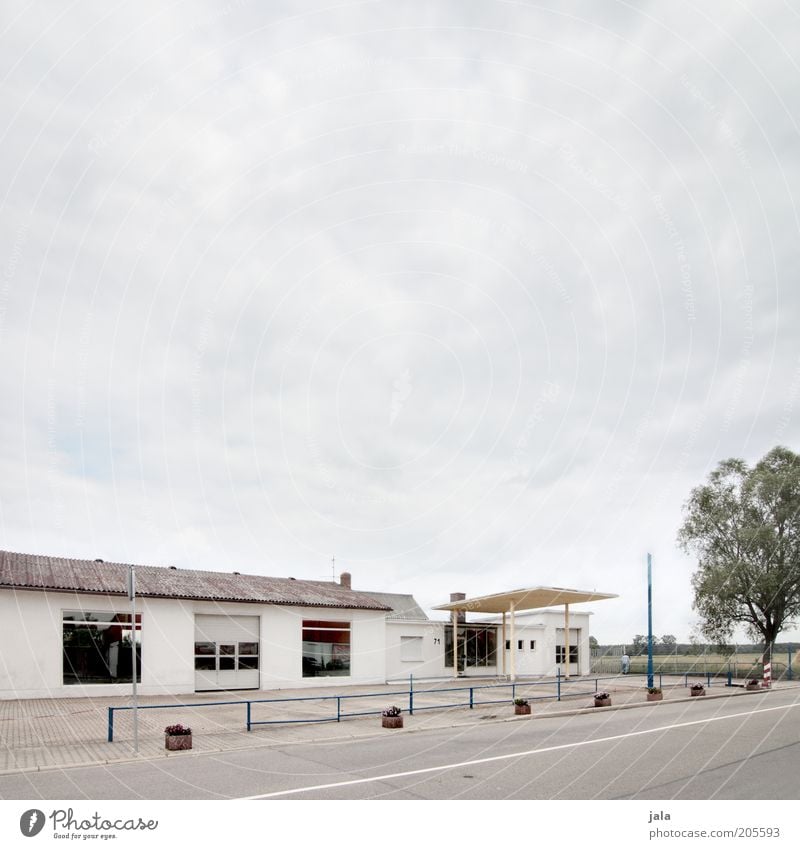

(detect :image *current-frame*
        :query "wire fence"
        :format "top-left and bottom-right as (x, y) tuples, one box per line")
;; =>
(591, 649), (795, 680)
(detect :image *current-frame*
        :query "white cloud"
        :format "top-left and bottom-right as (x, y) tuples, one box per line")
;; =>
(1, 0), (799, 643)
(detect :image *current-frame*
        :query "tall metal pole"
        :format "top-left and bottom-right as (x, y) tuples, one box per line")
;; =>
(647, 553), (654, 689)
(128, 566), (139, 754)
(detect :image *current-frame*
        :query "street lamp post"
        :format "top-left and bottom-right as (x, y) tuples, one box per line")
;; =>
(647, 553), (654, 689)
(128, 566), (138, 754)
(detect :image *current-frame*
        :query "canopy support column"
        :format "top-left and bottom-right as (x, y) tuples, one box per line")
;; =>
(501, 611), (507, 677)
(452, 607), (458, 679)
(509, 601), (516, 682)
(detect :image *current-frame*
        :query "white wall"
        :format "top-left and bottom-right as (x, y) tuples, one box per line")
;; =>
(0, 590), (389, 699)
(262, 604), (387, 688)
(0, 589), (197, 700)
(0, 588), (62, 699)
(385, 620), (448, 679)
(498, 611), (592, 677)
(502, 624), (547, 675)
(385, 620), (502, 680)
(0, 589), (596, 700)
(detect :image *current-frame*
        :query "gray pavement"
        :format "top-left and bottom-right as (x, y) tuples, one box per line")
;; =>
(0, 675), (790, 775)
(1, 685), (797, 800)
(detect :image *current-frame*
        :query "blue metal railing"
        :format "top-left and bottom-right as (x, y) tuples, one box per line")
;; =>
(106, 670), (664, 742)
(681, 671), (717, 688)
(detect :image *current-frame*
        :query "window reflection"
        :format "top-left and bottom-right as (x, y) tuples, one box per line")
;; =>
(62, 611), (141, 685)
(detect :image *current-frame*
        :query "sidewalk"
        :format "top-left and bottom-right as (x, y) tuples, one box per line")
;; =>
(0, 676), (787, 774)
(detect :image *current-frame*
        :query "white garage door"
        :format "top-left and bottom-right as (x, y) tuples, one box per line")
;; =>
(194, 615), (260, 692)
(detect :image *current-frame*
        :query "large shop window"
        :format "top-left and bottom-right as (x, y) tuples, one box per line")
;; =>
(62, 611), (142, 685)
(302, 620), (351, 677)
(445, 625), (497, 668)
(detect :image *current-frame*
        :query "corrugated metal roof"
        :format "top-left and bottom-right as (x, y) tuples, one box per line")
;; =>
(0, 550), (391, 611)
(353, 591), (428, 621)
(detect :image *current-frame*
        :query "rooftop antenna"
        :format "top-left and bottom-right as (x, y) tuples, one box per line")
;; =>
(320, 555), (337, 582)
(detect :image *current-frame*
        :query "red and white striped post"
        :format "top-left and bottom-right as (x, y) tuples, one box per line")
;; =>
(762, 659), (772, 689)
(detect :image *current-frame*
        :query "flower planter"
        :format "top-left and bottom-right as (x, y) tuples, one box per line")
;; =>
(382, 716), (403, 729)
(165, 733), (192, 751)
(594, 697), (611, 708)
(746, 683), (761, 692)
(514, 704), (531, 716)
(690, 689), (705, 697)
(646, 692), (663, 702)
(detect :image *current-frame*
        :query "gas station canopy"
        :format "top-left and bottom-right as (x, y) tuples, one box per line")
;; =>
(433, 586), (618, 615)
(433, 586), (618, 681)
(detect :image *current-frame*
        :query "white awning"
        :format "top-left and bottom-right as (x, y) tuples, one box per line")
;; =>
(433, 586), (617, 614)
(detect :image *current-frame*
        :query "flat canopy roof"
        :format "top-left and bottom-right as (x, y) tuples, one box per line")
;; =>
(433, 586), (618, 614)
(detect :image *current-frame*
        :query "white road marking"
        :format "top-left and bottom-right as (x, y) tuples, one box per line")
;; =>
(239, 700), (800, 799)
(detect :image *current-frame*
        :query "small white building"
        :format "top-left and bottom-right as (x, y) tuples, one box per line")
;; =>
(0, 549), (614, 699)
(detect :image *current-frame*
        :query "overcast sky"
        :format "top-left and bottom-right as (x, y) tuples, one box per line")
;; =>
(1, 1), (798, 643)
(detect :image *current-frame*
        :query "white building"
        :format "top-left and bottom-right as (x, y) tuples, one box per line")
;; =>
(0, 550), (614, 700)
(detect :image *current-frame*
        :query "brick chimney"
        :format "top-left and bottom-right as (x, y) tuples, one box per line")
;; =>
(450, 592), (466, 623)
(340, 571), (352, 590)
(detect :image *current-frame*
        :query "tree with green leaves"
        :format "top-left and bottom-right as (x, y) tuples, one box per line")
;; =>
(678, 446), (800, 662)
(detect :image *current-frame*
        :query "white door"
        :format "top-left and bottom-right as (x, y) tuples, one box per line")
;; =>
(194, 615), (260, 691)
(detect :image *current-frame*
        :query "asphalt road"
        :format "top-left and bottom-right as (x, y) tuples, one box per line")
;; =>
(2, 688), (799, 800)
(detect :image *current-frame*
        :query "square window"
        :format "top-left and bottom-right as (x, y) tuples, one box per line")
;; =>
(400, 636), (424, 662)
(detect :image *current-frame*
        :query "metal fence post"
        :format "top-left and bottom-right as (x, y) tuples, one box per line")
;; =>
(337, 697), (341, 722)
(789, 646), (793, 681)
(557, 668), (561, 702)
(706, 671), (711, 687)
(246, 701), (251, 732)
(107, 707), (114, 743)
(409, 675), (414, 716)
(469, 687), (474, 709)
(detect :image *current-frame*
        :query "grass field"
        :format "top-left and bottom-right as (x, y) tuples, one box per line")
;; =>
(591, 652), (798, 680)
